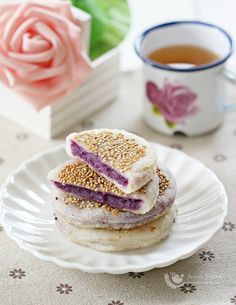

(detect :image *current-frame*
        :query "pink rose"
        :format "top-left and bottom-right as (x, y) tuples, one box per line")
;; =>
(146, 80), (198, 123)
(0, 0), (92, 110)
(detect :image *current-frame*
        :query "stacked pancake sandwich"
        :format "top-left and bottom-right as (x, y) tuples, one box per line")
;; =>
(48, 129), (176, 252)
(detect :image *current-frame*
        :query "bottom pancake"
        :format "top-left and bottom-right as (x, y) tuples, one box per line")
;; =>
(55, 206), (175, 252)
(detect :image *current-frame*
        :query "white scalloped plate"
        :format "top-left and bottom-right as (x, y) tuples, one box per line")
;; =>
(0, 144), (227, 274)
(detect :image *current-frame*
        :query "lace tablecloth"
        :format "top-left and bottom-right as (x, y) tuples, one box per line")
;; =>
(0, 71), (235, 305)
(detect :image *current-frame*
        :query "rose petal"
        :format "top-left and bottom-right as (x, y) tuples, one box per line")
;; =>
(34, 22), (65, 67)
(1, 2), (29, 51)
(0, 11), (11, 30)
(28, 6), (82, 63)
(26, 5), (83, 61)
(17, 64), (65, 82)
(25, 6), (80, 34)
(0, 3), (21, 16)
(54, 26), (75, 79)
(0, 52), (39, 73)
(22, 33), (51, 53)
(8, 48), (54, 63)
(3, 67), (15, 86)
(10, 16), (38, 52)
(28, 0), (73, 18)
(72, 50), (92, 84)
(53, 1), (76, 22)
(0, 13), (12, 50)
(0, 66), (15, 86)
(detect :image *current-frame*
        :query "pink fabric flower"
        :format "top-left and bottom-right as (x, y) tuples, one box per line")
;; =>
(146, 80), (198, 123)
(0, 0), (92, 110)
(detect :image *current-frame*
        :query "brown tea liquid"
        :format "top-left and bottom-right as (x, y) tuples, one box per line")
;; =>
(148, 44), (219, 66)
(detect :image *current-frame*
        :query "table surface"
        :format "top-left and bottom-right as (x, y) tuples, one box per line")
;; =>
(0, 70), (235, 305)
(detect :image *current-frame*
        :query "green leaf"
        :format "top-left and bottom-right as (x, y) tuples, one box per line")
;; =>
(152, 105), (161, 115)
(165, 119), (176, 128)
(71, 0), (130, 60)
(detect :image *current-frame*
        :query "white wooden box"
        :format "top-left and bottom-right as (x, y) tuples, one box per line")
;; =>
(0, 6), (120, 139)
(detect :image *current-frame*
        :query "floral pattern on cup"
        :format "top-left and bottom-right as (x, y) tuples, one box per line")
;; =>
(146, 80), (198, 128)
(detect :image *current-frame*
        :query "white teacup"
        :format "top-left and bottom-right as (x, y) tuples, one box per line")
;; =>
(135, 21), (234, 136)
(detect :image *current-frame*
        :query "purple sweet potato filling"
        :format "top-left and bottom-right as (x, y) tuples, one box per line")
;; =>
(70, 140), (128, 186)
(53, 181), (142, 210)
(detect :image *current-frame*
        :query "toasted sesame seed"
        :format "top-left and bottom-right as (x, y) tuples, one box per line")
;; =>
(150, 225), (156, 232)
(156, 167), (169, 195)
(61, 168), (169, 213)
(57, 161), (150, 196)
(58, 163), (169, 202)
(75, 131), (146, 173)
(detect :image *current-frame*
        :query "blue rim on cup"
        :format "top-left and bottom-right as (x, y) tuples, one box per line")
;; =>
(134, 20), (233, 72)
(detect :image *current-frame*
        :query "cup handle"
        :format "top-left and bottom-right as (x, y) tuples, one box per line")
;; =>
(223, 69), (236, 111)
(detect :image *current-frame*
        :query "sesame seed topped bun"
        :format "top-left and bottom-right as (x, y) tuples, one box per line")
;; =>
(65, 129), (157, 194)
(48, 160), (159, 214)
(52, 163), (176, 229)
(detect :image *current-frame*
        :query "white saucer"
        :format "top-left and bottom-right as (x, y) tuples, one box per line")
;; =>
(0, 144), (227, 274)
